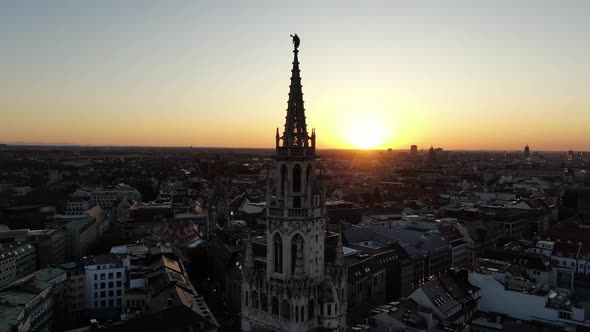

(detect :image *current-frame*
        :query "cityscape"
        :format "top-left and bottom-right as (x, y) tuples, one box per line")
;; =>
(1, 2), (590, 332)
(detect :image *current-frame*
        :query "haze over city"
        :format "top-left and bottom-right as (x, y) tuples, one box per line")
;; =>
(1, 0), (589, 150)
(4, 2), (590, 332)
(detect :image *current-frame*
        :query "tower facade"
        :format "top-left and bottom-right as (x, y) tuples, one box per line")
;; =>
(241, 35), (347, 332)
(524, 144), (530, 158)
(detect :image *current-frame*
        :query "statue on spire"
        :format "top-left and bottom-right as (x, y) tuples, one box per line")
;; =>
(290, 34), (300, 49)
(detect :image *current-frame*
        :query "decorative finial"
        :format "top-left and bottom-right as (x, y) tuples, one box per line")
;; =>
(290, 34), (300, 49)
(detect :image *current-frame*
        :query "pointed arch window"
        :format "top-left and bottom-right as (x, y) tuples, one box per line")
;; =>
(251, 290), (258, 309)
(291, 234), (304, 275)
(281, 299), (291, 320)
(261, 293), (268, 312)
(293, 164), (302, 192)
(273, 233), (283, 273)
(272, 296), (280, 316)
(280, 164), (288, 197)
(308, 299), (315, 320)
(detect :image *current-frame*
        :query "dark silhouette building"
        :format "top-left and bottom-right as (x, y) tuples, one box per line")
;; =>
(240, 35), (347, 331)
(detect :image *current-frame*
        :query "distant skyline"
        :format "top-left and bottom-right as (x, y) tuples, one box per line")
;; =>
(1, 1), (589, 150)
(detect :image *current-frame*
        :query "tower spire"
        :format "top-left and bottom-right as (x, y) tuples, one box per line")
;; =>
(281, 34), (308, 148)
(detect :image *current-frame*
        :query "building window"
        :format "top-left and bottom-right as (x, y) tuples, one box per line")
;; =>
(251, 290), (258, 309)
(281, 299), (291, 320)
(116, 281), (121, 287)
(291, 234), (304, 275)
(272, 296), (280, 316)
(273, 233), (283, 274)
(261, 293), (268, 312)
(109, 281), (113, 288)
(116, 272), (122, 278)
(281, 165), (288, 196)
(293, 164), (301, 192)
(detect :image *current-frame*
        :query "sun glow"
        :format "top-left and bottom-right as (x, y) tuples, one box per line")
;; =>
(347, 116), (387, 149)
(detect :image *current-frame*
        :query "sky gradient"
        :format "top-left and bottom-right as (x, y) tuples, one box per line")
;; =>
(1, 1), (589, 150)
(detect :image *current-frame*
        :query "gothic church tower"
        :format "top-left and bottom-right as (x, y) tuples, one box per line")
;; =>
(241, 35), (347, 332)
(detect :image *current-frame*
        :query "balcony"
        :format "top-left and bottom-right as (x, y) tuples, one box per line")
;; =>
(275, 147), (316, 160)
(268, 208), (311, 218)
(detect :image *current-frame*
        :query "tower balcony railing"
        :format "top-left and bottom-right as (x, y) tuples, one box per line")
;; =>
(288, 208), (308, 218)
(275, 146), (316, 160)
(268, 207), (324, 219)
(267, 207), (312, 218)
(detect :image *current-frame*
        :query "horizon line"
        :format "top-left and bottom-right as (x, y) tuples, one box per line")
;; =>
(0, 142), (585, 153)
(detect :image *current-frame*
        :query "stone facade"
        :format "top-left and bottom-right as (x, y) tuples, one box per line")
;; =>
(241, 36), (347, 332)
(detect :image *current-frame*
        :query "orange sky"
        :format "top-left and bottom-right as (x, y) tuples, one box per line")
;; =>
(1, 1), (589, 151)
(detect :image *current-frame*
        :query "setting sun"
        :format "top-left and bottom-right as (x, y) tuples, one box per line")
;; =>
(347, 116), (387, 149)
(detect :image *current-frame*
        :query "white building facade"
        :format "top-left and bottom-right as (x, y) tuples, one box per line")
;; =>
(84, 254), (126, 310)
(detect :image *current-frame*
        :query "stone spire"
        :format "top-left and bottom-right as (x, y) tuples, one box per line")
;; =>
(281, 37), (309, 148)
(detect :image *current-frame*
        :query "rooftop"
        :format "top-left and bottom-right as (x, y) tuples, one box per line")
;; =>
(83, 253), (122, 267)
